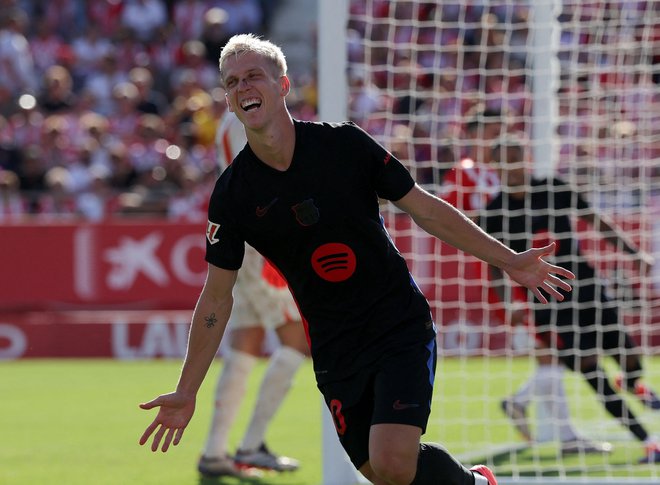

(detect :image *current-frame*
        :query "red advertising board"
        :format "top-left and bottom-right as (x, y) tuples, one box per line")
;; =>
(0, 216), (657, 358)
(0, 310), (193, 359)
(0, 220), (206, 311)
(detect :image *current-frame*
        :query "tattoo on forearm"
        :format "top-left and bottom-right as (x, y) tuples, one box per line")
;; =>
(204, 313), (218, 328)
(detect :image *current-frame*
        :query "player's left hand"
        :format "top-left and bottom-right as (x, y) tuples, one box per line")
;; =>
(504, 242), (575, 304)
(139, 391), (196, 452)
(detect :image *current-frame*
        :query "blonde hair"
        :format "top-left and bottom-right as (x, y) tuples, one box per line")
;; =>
(218, 34), (287, 87)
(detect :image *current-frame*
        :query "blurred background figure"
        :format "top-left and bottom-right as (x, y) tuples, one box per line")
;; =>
(0, 168), (26, 220)
(483, 136), (660, 463)
(0, 8), (36, 97)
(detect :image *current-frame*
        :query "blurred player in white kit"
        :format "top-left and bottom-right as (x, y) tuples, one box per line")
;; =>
(197, 110), (309, 477)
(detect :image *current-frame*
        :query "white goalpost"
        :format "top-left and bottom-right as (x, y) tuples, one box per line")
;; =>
(318, 1), (660, 484)
(318, 1), (368, 484)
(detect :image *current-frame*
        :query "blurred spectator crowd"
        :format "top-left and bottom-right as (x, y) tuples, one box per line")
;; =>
(0, 0), (318, 222)
(345, 1), (659, 194)
(1, 1), (658, 223)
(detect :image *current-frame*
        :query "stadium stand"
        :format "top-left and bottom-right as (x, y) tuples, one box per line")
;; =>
(0, 0), (317, 222)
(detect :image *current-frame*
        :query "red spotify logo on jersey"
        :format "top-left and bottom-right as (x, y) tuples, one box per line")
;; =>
(311, 243), (356, 282)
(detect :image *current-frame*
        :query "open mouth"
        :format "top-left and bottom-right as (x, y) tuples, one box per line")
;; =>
(241, 98), (262, 112)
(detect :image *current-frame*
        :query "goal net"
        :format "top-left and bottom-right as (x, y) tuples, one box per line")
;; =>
(318, 1), (660, 483)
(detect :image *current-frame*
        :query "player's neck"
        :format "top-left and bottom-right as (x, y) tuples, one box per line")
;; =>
(246, 112), (296, 171)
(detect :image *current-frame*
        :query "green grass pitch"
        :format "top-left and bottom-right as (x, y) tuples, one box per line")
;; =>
(2, 357), (659, 484)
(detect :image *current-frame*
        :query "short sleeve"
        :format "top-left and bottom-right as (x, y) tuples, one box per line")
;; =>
(348, 123), (415, 201)
(204, 176), (245, 270)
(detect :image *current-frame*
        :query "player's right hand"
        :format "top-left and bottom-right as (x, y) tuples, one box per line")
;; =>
(139, 391), (196, 452)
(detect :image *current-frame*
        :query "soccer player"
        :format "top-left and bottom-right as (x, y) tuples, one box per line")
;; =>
(196, 110), (308, 477)
(441, 110), (596, 452)
(482, 136), (660, 463)
(139, 34), (575, 485)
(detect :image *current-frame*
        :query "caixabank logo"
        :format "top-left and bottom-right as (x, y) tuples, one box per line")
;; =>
(311, 243), (356, 282)
(71, 224), (207, 303)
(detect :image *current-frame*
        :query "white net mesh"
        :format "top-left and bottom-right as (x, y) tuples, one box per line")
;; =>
(336, 0), (660, 482)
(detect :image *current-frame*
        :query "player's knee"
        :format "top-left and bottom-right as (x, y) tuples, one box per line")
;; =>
(370, 452), (417, 485)
(358, 462), (379, 483)
(277, 321), (309, 355)
(282, 338), (309, 356)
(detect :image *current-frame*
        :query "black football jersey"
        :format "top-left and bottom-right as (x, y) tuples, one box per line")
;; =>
(482, 177), (597, 298)
(206, 120), (434, 383)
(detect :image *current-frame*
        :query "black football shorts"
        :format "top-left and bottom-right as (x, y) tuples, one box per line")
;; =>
(318, 337), (437, 469)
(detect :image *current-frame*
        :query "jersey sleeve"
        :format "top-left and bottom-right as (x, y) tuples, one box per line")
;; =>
(204, 175), (245, 270)
(348, 122), (415, 201)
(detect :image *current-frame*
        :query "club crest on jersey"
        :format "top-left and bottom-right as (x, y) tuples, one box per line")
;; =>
(291, 199), (319, 226)
(206, 220), (220, 245)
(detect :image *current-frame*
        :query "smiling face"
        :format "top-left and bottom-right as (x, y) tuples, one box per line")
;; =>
(221, 51), (289, 131)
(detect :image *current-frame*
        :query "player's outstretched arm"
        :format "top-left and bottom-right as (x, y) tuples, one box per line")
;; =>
(394, 184), (574, 303)
(139, 264), (237, 452)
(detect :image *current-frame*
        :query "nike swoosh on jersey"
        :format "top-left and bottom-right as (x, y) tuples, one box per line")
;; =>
(393, 399), (420, 410)
(256, 197), (279, 217)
